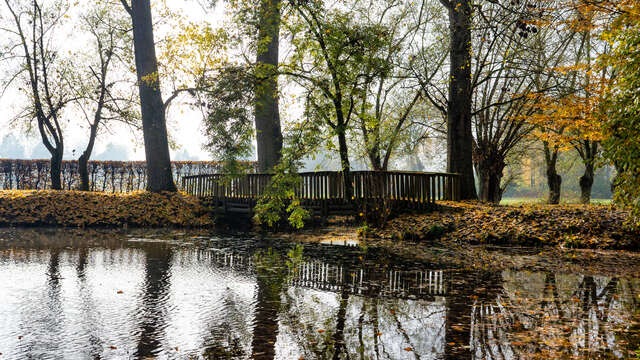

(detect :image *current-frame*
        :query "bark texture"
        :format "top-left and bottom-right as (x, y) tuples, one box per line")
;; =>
(78, 121), (99, 191)
(576, 141), (598, 204)
(337, 129), (354, 201)
(50, 149), (63, 190)
(475, 151), (506, 204)
(128, 0), (176, 192)
(544, 142), (562, 204)
(255, 0), (283, 172)
(445, 0), (478, 200)
(580, 163), (594, 204)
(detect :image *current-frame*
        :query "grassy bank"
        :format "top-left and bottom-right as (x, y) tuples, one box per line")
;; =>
(366, 201), (640, 251)
(0, 190), (213, 227)
(500, 197), (613, 205)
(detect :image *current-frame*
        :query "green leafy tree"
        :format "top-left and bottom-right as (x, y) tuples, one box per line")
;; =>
(281, 0), (393, 199)
(601, 0), (640, 220)
(350, 0), (444, 171)
(200, 64), (255, 176)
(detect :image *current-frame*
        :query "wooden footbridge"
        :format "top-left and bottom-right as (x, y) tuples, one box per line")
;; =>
(182, 171), (461, 216)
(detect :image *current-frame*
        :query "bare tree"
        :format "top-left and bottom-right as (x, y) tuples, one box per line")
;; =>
(71, 3), (138, 191)
(1, 0), (74, 190)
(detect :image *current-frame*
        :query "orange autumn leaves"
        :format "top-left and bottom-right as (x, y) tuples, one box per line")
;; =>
(524, 70), (608, 150)
(517, 0), (614, 149)
(0, 190), (213, 227)
(369, 201), (640, 250)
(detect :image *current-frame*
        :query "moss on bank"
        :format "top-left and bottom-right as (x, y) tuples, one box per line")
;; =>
(0, 190), (213, 227)
(368, 201), (640, 251)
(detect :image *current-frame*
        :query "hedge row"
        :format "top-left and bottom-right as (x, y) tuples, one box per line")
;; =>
(0, 159), (255, 192)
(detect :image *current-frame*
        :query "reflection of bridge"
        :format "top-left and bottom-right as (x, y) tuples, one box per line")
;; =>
(198, 249), (446, 300)
(0, 236), (448, 301)
(183, 171), (462, 216)
(288, 261), (445, 299)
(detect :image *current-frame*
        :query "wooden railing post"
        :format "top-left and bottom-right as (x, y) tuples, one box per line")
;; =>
(181, 171), (463, 216)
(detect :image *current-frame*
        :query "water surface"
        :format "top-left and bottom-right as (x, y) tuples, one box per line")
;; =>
(0, 229), (638, 359)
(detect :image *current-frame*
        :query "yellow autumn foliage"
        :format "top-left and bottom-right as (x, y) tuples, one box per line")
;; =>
(0, 190), (214, 227)
(369, 201), (640, 250)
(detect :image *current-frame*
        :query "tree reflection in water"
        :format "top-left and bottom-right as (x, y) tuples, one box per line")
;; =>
(251, 248), (288, 359)
(471, 271), (640, 359)
(134, 244), (173, 358)
(0, 230), (638, 359)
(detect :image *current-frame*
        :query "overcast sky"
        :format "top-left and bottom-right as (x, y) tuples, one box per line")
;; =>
(0, 0), (445, 173)
(0, 0), (223, 161)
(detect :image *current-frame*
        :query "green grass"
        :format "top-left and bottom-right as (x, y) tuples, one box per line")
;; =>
(500, 197), (613, 206)
(500, 197), (544, 205)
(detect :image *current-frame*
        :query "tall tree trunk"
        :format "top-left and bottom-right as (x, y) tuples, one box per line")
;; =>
(368, 151), (383, 171)
(360, 117), (383, 171)
(255, 0), (283, 172)
(126, 0), (176, 192)
(50, 149), (63, 190)
(445, 0), (477, 200)
(577, 141), (598, 204)
(78, 124), (98, 192)
(544, 142), (561, 204)
(337, 130), (354, 201)
(476, 155), (505, 204)
(78, 155), (90, 192)
(580, 162), (594, 204)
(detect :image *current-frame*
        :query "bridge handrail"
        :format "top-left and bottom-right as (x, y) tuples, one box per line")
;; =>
(181, 170), (462, 203)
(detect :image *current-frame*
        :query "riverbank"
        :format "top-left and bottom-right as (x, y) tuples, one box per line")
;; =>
(276, 202), (640, 276)
(0, 190), (213, 227)
(278, 201), (640, 253)
(1, 191), (638, 252)
(363, 201), (640, 250)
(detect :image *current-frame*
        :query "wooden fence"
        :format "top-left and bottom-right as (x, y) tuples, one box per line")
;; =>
(182, 171), (461, 215)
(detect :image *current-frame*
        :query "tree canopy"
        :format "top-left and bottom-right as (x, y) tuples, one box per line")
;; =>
(1, 0), (640, 220)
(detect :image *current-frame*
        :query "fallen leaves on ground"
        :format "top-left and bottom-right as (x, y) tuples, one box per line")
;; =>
(368, 201), (640, 250)
(0, 190), (213, 228)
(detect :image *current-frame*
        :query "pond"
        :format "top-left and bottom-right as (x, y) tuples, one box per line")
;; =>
(0, 228), (638, 359)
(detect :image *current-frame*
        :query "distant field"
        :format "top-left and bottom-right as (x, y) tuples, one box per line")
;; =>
(500, 197), (613, 205)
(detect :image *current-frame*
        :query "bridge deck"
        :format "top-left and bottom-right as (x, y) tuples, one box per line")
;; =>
(182, 170), (461, 216)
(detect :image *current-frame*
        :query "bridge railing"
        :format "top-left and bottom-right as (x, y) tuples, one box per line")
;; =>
(182, 170), (461, 205)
